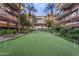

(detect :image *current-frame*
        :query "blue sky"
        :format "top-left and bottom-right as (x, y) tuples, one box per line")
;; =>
(33, 3), (47, 16)
(24, 3), (56, 16)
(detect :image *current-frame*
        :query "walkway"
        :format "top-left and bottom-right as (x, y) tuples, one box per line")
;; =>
(0, 32), (79, 56)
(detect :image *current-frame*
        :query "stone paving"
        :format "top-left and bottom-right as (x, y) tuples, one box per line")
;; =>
(0, 34), (23, 42)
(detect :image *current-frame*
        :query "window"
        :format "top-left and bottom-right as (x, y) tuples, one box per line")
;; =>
(77, 9), (79, 15)
(72, 19), (79, 22)
(60, 10), (64, 15)
(70, 11), (76, 17)
(0, 9), (2, 14)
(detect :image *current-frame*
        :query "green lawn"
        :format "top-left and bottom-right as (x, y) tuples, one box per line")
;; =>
(0, 32), (79, 56)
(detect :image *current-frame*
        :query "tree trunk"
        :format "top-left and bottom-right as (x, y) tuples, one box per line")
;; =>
(28, 11), (33, 29)
(51, 9), (55, 31)
(29, 11), (31, 21)
(7, 19), (10, 30)
(18, 3), (21, 33)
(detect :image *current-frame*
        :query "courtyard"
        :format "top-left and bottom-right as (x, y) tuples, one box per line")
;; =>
(0, 32), (79, 56)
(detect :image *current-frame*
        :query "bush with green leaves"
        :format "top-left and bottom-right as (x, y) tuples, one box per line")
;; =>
(55, 26), (62, 32)
(11, 30), (17, 34)
(2, 30), (7, 35)
(60, 27), (71, 36)
(69, 28), (79, 34)
(47, 27), (53, 33)
(67, 28), (79, 40)
(0, 29), (17, 36)
(20, 29), (29, 34)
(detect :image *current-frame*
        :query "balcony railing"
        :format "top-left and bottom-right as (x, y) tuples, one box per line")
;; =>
(0, 21), (17, 28)
(0, 9), (9, 19)
(0, 9), (18, 22)
(58, 14), (79, 24)
(7, 3), (19, 10)
(5, 7), (19, 17)
(65, 22), (79, 28)
(65, 22), (79, 25)
(57, 10), (71, 20)
(60, 3), (72, 9)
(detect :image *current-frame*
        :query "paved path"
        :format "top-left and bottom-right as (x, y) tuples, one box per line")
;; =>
(0, 34), (23, 42)
(0, 32), (79, 56)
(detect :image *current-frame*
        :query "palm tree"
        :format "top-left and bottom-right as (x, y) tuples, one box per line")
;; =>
(44, 3), (56, 31)
(25, 3), (36, 28)
(26, 3), (36, 20)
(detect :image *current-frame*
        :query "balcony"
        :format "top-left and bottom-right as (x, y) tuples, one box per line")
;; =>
(7, 3), (20, 10)
(0, 21), (7, 27)
(59, 14), (79, 24)
(0, 9), (18, 22)
(34, 23), (46, 25)
(65, 22), (79, 28)
(0, 9), (9, 20)
(5, 7), (19, 17)
(0, 21), (16, 28)
(60, 3), (72, 9)
(5, 7), (11, 12)
(9, 16), (18, 22)
(56, 10), (71, 20)
(9, 23), (16, 28)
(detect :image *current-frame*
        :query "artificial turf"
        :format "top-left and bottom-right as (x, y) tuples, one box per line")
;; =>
(0, 32), (79, 56)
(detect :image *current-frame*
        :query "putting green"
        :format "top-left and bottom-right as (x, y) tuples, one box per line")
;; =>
(0, 32), (79, 56)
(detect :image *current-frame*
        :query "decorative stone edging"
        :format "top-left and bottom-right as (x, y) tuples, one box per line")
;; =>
(0, 34), (24, 43)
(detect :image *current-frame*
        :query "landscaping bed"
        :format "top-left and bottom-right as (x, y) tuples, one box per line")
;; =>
(0, 33), (24, 43)
(53, 26), (79, 45)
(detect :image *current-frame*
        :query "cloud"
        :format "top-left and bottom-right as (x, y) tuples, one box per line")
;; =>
(34, 3), (47, 16)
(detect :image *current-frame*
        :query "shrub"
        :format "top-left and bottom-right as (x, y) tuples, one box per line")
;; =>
(67, 28), (79, 40)
(20, 29), (29, 34)
(55, 26), (62, 32)
(47, 27), (53, 33)
(0, 30), (4, 36)
(73, 34), (79, 40)
(29, 28), (33, 32)
(2, 30), (7, 35)
(69, 28), (79, 34)
(6, 29), (11, 34)
(0, 29), (17, 35)
(60, 27), (71, 36)
(11, 30), (17, 34)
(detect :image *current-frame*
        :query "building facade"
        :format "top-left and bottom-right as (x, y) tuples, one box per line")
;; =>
(34, 16), (47, 31)
(47, 13), (57, 25)
(0, 3), (23, 30)
(56, 3), (79, 28)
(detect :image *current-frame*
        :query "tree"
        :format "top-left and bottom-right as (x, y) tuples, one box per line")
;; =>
(26, 3), (36, 20)
(47, 20), (52, 27)
(46, 20), (53, 33)
(25, 3), (37, 28)
(20, 14), (31, 30)
(17, 3), (21, 33)
(44, 3), (56, 31)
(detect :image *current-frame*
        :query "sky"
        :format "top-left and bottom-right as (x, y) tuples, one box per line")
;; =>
(24, 3), (56, 16)
(33, 3), (47, 16)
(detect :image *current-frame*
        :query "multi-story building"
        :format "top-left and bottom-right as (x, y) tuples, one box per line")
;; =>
(56, 3), (79, 28)
(0, 3), (24, 30)
(34, 16), (47, 31)
(47, 13), (57, 25)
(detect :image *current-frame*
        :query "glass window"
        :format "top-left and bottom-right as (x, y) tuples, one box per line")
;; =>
(78, 9), (79, 15)
(73, 19), (79, 22)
